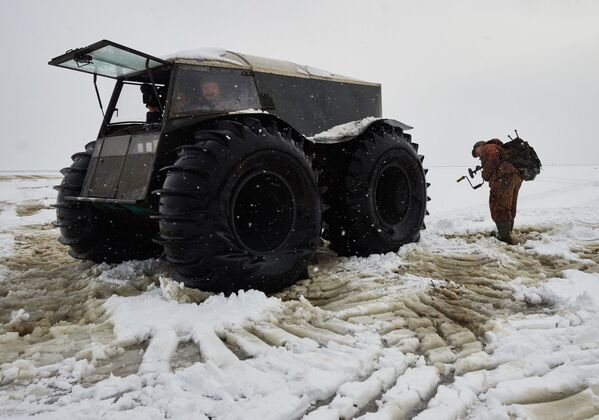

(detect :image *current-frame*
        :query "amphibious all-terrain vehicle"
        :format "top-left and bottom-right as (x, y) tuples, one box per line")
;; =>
(50, 40), (429, 293)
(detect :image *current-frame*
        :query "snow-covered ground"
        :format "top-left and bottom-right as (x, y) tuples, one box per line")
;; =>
(0, 165), (598, 419)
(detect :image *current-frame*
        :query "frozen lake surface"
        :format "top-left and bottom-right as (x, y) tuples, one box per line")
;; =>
(0, 165), (598, 419)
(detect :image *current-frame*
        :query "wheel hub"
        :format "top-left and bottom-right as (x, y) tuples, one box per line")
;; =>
(374, 165), (410, 226)
(232, 172), (295, 253)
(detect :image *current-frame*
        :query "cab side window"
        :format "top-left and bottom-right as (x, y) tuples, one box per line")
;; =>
(171, 66), (260, 115)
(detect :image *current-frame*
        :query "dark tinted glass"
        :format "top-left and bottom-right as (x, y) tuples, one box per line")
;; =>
(171, 65), (260, 115)
(253, 72), (381, 137)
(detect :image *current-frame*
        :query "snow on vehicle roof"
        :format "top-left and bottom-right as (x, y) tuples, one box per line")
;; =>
(163, 48), (378, 86)
(162, 48), (246, 67)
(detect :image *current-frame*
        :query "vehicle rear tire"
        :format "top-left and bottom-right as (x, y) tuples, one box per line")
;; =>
(157, 117), (321, 293)
(320, 124), (427, 256)
(54, 143), (161, 263)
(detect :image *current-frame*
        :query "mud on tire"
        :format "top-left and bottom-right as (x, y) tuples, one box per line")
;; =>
(54, 142), (161, 263)
(320, 124), (428, 256)
(157, 117), (321, 293)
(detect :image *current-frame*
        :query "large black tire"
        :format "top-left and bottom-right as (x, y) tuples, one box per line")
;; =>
(54, 143), (161, 263)
(157, 117), (321, 293)
(320, 124), (428, 256)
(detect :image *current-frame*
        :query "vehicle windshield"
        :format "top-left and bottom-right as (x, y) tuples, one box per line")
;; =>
(170, 65), (260, 115)
(49, 40), (166, 79)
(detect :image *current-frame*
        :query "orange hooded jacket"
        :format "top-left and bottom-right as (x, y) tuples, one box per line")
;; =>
(474, 139), (518, 182)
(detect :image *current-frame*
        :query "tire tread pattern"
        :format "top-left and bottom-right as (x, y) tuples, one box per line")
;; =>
(320, 124), (428, 256)
(157, 116), (321, 293)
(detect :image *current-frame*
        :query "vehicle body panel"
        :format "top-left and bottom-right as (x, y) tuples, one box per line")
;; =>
(253, 71), (381, 137)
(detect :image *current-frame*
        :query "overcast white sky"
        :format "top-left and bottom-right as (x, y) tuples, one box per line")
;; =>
(0, 0), (598, 170)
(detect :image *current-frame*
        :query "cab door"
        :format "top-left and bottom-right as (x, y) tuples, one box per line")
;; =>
(82, 132), (160, 201)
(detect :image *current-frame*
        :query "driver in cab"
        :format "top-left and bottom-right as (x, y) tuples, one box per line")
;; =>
(172, 78), (230, 114)
(199, 81), (221, 108)
(194, 79), (232, 111)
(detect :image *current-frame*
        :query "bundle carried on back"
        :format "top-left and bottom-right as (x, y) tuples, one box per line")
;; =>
(503, 130), (542, 181)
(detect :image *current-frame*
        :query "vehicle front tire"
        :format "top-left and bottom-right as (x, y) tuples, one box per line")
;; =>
(158, 117), (321, 293)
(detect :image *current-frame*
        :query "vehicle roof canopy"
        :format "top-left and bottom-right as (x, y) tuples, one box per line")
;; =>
(49, 40), (378, 86)
(164, 48), (377, 86)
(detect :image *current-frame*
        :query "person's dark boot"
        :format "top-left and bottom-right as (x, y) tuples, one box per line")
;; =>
(496, 221), (515, 244)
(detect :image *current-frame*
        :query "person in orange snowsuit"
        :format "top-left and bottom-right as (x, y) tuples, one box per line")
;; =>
(472, 139), (523, 244)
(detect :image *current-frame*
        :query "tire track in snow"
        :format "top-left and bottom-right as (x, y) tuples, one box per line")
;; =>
(1, 219), (599, 418)
(0, 225), (169, 394)
(275, 227), (599, 418)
